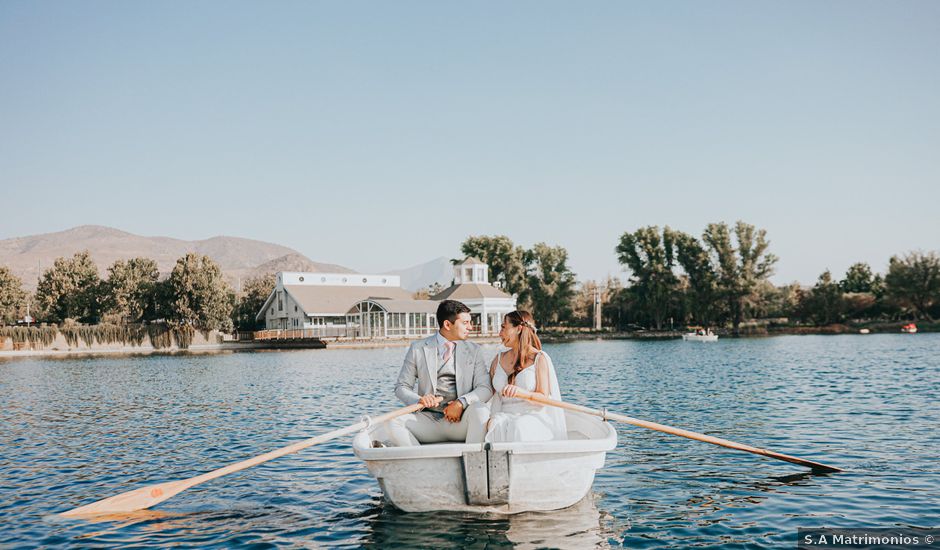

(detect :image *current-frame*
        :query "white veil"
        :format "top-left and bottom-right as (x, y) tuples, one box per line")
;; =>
(541, 351), (568, 440)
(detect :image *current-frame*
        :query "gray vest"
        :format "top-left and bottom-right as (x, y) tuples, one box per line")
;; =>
(429, 349), (457, 412)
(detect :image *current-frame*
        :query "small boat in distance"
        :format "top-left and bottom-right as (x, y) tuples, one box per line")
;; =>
(683, 327), (719, 342)
(901, 323), (918, 334)
(859, 328), (871, 334)
(352, 410), (616, 513)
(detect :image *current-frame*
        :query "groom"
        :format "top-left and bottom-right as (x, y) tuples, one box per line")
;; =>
(388, 300), (492, 446)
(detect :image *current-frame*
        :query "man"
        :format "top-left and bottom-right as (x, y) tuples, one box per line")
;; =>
(387, 300), (492, 446)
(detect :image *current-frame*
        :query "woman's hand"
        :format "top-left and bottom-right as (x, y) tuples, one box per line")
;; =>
(501, 384), (529, 398)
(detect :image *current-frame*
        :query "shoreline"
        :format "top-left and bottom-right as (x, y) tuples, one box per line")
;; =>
(540, 321), (939, 342)
(1, 326), (933, 360)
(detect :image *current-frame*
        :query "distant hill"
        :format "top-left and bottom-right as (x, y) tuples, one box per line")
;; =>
(386, 256), (455, 292)
(0, 225), (355, 291)
(245, 253), (355, 279)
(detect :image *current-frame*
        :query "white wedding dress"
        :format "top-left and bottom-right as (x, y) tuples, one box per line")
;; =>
(485, 350), (567, 443)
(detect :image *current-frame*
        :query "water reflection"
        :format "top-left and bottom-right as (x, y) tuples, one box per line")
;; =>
(362, 494), (606, 549)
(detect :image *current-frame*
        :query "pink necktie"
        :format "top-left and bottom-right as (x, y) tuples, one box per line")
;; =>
(442, 341), (455, 364)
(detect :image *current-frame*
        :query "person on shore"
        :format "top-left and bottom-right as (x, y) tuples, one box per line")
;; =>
(485, 310), (566, 443)
(387, 300), (493, 446)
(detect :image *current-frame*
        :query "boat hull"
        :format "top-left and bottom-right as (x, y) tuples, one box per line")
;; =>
(352, 410), (616, 514)
(682, 333), (718, 342)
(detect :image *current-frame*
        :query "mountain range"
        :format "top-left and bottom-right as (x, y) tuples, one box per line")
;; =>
(0, 225), (454, 292)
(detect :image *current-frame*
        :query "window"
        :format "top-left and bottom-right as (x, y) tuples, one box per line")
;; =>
(277, 291), (283, 311)
(294, 305), (298, 312)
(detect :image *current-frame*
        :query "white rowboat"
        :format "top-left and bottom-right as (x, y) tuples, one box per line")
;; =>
(352, 410), (617, 514)
(682, 332), (718, 342)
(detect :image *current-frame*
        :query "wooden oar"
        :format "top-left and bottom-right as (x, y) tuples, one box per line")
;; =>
(60, 403), (423, 518)
(519, 393), (842, 473)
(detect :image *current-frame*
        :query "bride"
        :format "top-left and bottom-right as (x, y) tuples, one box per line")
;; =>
(485, 310), (566, 442)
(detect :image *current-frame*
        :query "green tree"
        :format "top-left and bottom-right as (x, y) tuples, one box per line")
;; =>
(103, 258), (161, 323)
(233, 273), (276, 330)
(615, 226), (679, 330)
(461, 235), (528, 302)
(760, 282), (803, 319)
(884, 251), (940, 320)
(166, 253), (234, 331)
(702, 221), (778, 335)
(0, 266), (29, 325)
(525, 243), (577, 326)
(35, 250), (102, 323)
(840, 262), (875, 293)
(672, 230), (722, 328)
(803, 270), (845, 325)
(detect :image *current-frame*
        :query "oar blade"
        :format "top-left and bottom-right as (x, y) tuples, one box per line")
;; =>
(60, 480), (186, 518)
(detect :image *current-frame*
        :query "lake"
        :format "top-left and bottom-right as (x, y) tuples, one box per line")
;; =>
(1, 334), (938, 548)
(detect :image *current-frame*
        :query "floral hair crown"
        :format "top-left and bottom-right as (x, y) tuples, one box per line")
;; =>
(519, 320), (537, 332)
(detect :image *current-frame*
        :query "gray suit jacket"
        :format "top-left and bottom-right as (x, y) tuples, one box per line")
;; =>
(394, 334), (493, 407)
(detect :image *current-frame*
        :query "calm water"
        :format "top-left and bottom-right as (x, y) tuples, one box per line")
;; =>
(2, 335), (939, 548)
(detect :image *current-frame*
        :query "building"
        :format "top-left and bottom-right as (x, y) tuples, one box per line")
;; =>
(431, 257), (516, 335)
(256, 258), (515, 340)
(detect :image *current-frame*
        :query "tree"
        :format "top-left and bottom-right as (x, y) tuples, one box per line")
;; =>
(884, 251), (940, 320)
(461, 235), (528, 302)
(525, 243), (577, 326)
(702, 221), (778, 335)
(760, 282), (803, 319)
(840, 262), (875, 293)
(0, 266), (29, 325)
(615, 226), (679, 330)
(35, 250), (102, 323)
(166, 253), (234, 331)
(233, 273), (276, 330)
(803, 270), (845, 325)
(838, 262), (882, 319)
(672, 230), (722, 328)
(103, 258), (160, 323)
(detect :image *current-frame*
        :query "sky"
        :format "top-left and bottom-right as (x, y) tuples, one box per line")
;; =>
(1, 1), (938, 285)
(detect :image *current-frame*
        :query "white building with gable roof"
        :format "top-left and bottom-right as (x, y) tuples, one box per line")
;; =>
(256, 259), (516, 340)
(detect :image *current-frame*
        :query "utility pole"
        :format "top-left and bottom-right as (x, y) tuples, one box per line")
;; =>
(593, 284), (603, 331)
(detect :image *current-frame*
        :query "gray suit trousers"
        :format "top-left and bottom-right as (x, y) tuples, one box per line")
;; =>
(387, 402), (490, 446)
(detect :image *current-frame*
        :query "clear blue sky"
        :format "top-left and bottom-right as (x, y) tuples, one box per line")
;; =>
(1, 1), (938, 284)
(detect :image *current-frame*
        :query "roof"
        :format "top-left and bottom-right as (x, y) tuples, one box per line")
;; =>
(457, 257), (486, 265)
(263, 284), (414, 317)
(353, 299), (439, 314)
(431, 283), (512, 301)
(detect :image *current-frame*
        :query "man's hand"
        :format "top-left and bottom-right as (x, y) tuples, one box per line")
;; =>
(418, 394), (443, 409)
(443, 400), (464, 423)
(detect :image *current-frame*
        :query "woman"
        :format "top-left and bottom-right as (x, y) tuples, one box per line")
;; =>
(484, 310), (566, 442)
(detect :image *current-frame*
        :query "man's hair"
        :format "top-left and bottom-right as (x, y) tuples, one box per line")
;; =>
(436, 300), (471, 328)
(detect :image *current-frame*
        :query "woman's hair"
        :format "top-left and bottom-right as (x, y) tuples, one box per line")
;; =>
(504, 310), (542, 384)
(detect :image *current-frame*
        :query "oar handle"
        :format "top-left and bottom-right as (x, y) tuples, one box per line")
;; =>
(519, 392), (841, 473)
